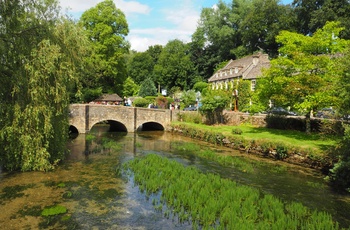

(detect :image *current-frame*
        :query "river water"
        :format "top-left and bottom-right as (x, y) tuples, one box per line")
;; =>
(1, 126), (350, 229)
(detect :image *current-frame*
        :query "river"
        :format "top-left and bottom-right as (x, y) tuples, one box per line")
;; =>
(0, 125), (349, 229)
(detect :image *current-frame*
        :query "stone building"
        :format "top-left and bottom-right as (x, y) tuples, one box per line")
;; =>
(93, 94), (123, 105)
(208, 52), (270, 92)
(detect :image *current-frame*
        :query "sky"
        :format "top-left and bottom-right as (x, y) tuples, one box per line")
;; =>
(59, 0), (292, 52)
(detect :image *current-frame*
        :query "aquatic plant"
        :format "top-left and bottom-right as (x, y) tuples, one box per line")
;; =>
(0, 184), (35, 202)
(57, 182), (66, 188)
(124, 154), (343, 229)
(172, 141), (254, 173)
(101, 137), (123, 152)
(41, 205), (67, 216)
(85, 134), (96, 142)
(18, 205), (42, 217)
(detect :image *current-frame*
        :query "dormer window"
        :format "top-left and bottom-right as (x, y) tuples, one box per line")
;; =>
(235, 67), (238, 74)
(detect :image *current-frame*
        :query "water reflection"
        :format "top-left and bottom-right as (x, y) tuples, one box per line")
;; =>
(0, 126), (349, 229)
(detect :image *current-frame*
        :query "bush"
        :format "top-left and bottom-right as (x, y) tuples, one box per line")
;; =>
(155, 95), (168, 109)
(276, 145), (288, 160)
(133, 97), (149, 108)
(328, 124), (350, 192)
(232, 128), (243, 135)
(177, 112), (203, 124)
(318, 119), (344, 136)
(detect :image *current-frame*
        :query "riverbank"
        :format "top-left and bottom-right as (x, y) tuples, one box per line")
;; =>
(170, 122), (340, 172)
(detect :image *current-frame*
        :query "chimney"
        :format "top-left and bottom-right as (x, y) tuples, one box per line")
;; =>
(252, 53), (260, 65)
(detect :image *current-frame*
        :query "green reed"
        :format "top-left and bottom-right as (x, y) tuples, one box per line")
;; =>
(124, 154), (343, 229)
(173, 141), (255, 173)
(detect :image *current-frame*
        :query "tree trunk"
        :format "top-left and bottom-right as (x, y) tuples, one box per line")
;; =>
(305, 111), (311, 134)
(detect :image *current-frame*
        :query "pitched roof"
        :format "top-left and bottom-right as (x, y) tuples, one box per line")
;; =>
(208, 53), (270, 82)
(95, 94), (123, 102)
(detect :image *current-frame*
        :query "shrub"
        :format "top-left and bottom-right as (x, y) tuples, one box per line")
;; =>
(232, 128), (243, 135)
(328, 124), (350, 192)
(177, 112), (203, 124)
(276, 145), (288, 160)
(155, 95), (168, 109)
(318, 119), (344, 136)
(133, 97), (149, 108)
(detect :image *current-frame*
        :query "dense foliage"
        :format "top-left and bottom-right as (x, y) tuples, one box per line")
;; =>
(0, 1), (87, 171)
(200, 90), (230, 124)
(138, 78), (157, 97)
(79, 0), (129, 96)
(258, 22), (349, 117)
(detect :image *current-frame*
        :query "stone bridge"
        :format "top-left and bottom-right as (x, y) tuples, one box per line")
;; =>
(69, 104), (179, 134)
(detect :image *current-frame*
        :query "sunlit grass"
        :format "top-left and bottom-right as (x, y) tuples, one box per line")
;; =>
(172, 122), (339, 155)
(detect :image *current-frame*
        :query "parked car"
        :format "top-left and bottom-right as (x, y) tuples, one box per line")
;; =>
(267, 107), (297, 116)
(183, 106), (197, 111)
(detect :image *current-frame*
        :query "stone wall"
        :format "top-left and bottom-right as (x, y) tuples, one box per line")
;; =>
(223, 111), (267, 127)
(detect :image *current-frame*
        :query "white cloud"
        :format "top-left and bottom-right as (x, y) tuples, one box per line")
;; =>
(59, 0), (100, 12)
(59, 0), (150, 15)
(128, 1), (201, 51)
(127, 25), (197, 52)
(128, 27), (193, 51)
(58, 0), (206, 52)
(162, 1), (200, 31)
(115, 0), (151, 15)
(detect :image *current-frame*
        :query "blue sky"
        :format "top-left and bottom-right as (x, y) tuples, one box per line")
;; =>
(59, 0), (292, 52)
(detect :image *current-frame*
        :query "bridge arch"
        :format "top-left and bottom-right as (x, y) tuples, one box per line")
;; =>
(90, 120), (128, 132)
(137, 122), (164, 131)
(69, 125), (79, 134)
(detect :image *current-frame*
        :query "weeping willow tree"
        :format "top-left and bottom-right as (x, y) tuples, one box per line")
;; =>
(0, 0), (88, 171)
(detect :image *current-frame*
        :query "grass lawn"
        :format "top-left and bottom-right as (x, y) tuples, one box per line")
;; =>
(172, 122), (340, 155)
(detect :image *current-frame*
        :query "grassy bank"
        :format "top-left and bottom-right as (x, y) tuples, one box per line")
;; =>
(170, 122), (340, 170)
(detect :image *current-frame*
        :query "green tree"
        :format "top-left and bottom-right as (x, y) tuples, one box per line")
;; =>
(123, 77), (140, 97)
(127, 52), (154, 84)
(154, 40), (195, 91)
(138, 78), (157, 97)
(200, 90), (230, 124)
(292, 0), (324, 35)
(239, 0), (296, 57)
(336, 48), (350, 118)
(257, 21), (349, 132)
(181, 90), (197, 108)
(146, 45), (163, 64)
(0, 0), (87, 171)
(190, 0), (238, 80)
(193, 81), (208, 94)
(79, 0), (130, 96)
(292, 0), (350, 38)
(237, 80), (253, 112)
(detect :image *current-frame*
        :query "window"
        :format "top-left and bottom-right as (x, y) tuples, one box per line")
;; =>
(251, 80), (256, 91)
